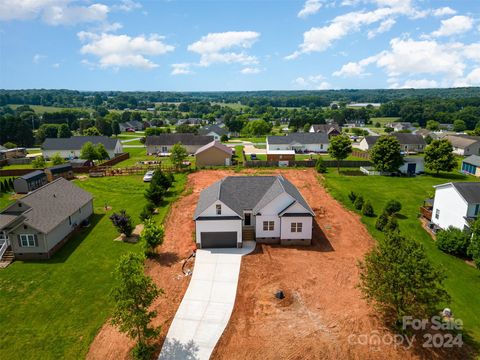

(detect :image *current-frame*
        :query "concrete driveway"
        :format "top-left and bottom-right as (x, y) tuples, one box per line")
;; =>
(159, 241), (255, 360)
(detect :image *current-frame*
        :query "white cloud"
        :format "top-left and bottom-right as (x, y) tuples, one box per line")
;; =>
(241, 67), (261, 74)
(112, 0), (141, 12)
(187, 31), (260, 67)
(367, 18), (395, 38)
(78, 32), (174, 70)
(465, 68), (480, 85)
(171, 63), (192, 75)
(431, 15), (473, 37)
(333, 55), (378, 77)
(298, 0), (322, 18)
(432, 7), (456, 17)
(32, 54), (46, 64)
(293, 75), (331, 89)
(391, 79), (439, 89)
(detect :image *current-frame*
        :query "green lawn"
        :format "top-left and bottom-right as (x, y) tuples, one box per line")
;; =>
(8, 104), (92, 114)
(0, 173), (187, 360)
(322, 170), (480, 347)
(117, 147), (195, 168)
(0, 177), (15, 209)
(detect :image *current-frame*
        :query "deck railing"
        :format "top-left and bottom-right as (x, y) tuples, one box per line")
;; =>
(420, 206), (433, 221)
(0, 239), (7, 260)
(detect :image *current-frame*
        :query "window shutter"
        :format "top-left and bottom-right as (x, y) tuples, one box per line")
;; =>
(34, 234), (39, 247)
(17, 235), (21, 247)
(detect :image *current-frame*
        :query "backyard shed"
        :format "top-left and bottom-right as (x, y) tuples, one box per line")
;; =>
(13, 170), (48, 194)
(195, 141), (233, 167)
(45, 163), (74, 181)
(462, 155), (480, 177)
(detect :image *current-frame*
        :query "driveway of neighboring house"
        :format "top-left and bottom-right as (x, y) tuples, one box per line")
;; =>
(159, 241), (256, 360)
(243, 143), (266, 155)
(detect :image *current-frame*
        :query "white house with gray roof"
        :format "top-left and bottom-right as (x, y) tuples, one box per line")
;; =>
(0, 178), (93, 260)
(431, 182), (480, 231)
(193, 175), (314, 248)
(267, 133), (329, 153)
(42, 136), (123, 159)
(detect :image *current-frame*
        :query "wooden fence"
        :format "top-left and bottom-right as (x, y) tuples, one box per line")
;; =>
(351, 150), (370, 159)
(244, 160), (372, 168)
(89, 163), (190, 177)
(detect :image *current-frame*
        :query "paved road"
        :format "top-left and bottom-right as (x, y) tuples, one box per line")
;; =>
(159, 242), (256, 360)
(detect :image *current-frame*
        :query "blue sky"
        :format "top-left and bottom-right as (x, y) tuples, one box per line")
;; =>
(0, 0), (479, 91)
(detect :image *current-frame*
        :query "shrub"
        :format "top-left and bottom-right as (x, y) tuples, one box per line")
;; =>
(32, 156), (46, 168)
(132, 342), (155, 360)
(348, 191), (358, 203)
(110, 210), (134, 237)
(315, 157), (327, 173)
(375, 212), (389, 231)
(436, 227), (470, 258)
(141, 219), (165, 256)
(220, 134), (229, 142)
(362, 201), (375, 217)
(354, 195), (364, 210)
(384, 216), (399, 233)
(384, 199), (402, 216)
(139, 202), (155, 222)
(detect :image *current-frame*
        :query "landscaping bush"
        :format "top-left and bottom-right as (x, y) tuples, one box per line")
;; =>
(110, 210), (134, 237)
(375, 212), (389, 231)
(436, 226), (471, 258)
(315, 157), (327, 173)
(32, 156), (46, 168)
(139, 202), (155, 221)
(384, 216), (399, 233)
(220, 134), (229, 142)
(354, 195), (364, 210)
(141, 219), (165, 256)
(362, 201), (375, 217)
(384, 199), (402, 215)
(348, 191), (358, 203)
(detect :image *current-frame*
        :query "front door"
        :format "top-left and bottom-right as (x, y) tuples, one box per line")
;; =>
(407, 163), (416, 175)
(244, 213), (251, 226)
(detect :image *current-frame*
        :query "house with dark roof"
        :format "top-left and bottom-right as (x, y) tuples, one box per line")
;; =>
(446, 135), (480, 156)
(267, 133), (329, 153)
(119, 120), (144, 132)
(42, 136), (123, 159)
(145, 134), (214, 155)
(197, 124), (229, 141)
(195, 141), (233, 167)
(358, 133), (426, 153)
(431, 182), (480, 231)
(309, 123), (341, 137)
(0, 178), (93, 260)
(194, 175), (314, 248)
(13, 170), (48, 194)
(462, 155), (480, 177)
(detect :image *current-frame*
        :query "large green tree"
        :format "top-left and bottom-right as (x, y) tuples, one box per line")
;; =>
(468, 218), (480, 269)
(140, 219), (165, 256)
(111, 253), (162, 358)
(424, 139), (456, 175)
(80, 141), (99, 161)
(169, 142), (188, 168)
(327, 134), (352, 172)
(359, 231), (449, 327)
(241, 119), (272, 136)
(370, 136), (404, 173)
(57, 123), (72, 138)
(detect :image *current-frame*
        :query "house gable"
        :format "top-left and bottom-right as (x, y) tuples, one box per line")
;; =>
(279, 201), (312, 216)
(195, 200), (240, 219)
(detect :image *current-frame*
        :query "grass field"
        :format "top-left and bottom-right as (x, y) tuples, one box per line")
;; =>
(8, 104), (92, 114)
(119, 147), (195, 168)
(322, 169), (480, 347)
(0, 173), (187, 360)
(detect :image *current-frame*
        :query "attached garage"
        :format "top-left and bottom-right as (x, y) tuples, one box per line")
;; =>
(200, 231), (237, 248)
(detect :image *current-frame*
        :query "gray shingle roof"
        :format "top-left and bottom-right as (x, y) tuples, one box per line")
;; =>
(20, 170), (47, 181)
(447, 135), (480, 149)
(450, 182), (480, 204)
(363, 136), (379, 146)
(268, 132), (329, 145)
(146, 134), (214, 146)
(15, 178), (93, 233)
(310, 124), (341, 134)
(42, 136), (118, 150)
(47, 163), (73, 174)
(391, 133), (426, 145)
(463, 155), (480, 167)
(198, 125), (228, 137)
(0, 214), (19, 230)
(194, 175), (314, 219)
(195, 141), (233, 155)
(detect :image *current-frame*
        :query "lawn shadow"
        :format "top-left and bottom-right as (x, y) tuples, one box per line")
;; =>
(395, 213), (408, 220)
(23, 213), (105, 264)
(157, 338), (200, 360)
(153, 251), (180, 267)
(426, 172), (468, 180)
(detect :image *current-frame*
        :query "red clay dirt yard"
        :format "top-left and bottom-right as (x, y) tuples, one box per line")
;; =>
(88, 169), (464, 360)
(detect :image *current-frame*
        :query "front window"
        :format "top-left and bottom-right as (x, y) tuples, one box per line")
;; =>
(216, 204), (222, 215)
(475, 204), (480, 216)
(291, 222), (303, 233)
(263, 221), (274, 231)
(435, 209), (440, 219)
(20, 234), (35, 247)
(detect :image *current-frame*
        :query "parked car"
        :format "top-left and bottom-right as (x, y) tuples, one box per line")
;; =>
(143, 171), (154, 182)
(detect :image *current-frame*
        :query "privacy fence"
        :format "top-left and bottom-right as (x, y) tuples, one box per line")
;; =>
(244, 160), (372, 168)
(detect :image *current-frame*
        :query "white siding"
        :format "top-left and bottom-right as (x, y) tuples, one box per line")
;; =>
(358, 138), (370, 151)
(255, 215), (281, 238)
(254, 193), (293, 237)
(266, 143), (328, 153)
(282, 201), (311, 215)
(198, 200), (238, 217)
(147, 144), (203, 155)
(195, 219), (242, 246)
(432, 186), (469, 230)
(43, 149), (116, 159)
(280, 216), (313, 240)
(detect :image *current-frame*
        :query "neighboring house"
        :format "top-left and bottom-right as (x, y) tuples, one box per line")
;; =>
(0, 147), (27, 160)
(267, 133), (329, 153)
(440, 123), (454, 131)
(195, 141), (233, 167)
(42, 136), (123, 159)
(348, 102), (381, 108)
(266, 150), (295, 164)
(0, 178), (93, 260)
(145, 134), (213, 155)
(13, 170), (48, 194)
(177, 118), (203, 125)
(119, 120), (144, 132)
(415, 129), (432, 138)
(344, 119), (366, 128)
(309, 123), (341, 137)
(198, 124), (229, 141)
(431, 182), (480, 231)
(399, 157), (424, 175)
(193, 175), (314, 248)
(446, 135), (480, 156)
(45, 163), (74, 182)
(387, 122), (416, 132)
(391, 133), (426, 153)
(461, 155), (480, 177)
(359, 134), (426, 153)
